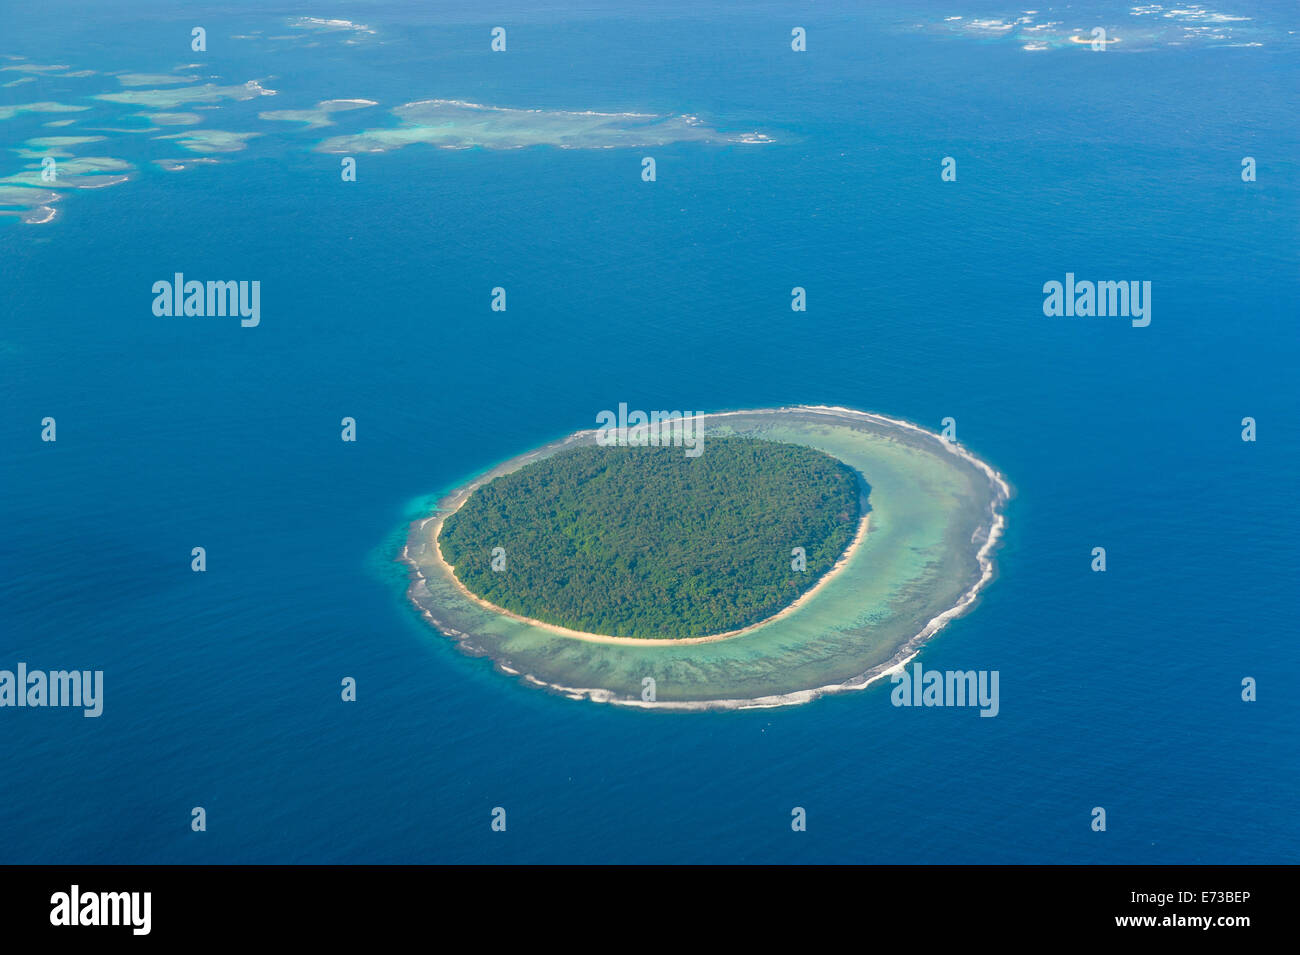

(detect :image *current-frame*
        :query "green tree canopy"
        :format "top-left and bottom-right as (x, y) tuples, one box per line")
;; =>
(439, 436), (864, 638)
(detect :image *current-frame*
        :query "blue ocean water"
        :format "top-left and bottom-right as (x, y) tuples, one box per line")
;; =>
(2, 0), (1298, 863)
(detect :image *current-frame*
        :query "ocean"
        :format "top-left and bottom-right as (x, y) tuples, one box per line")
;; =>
(2, 0), (1297, 863)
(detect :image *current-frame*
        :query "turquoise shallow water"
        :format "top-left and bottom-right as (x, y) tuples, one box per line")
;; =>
(2, 1), (1298, 862)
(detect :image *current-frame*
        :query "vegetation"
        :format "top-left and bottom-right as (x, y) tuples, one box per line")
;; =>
(439, 436), (862, 638)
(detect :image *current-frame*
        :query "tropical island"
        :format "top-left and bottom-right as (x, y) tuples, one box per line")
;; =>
(401, 406), (1010, 710)
(438, 438), (865, 639)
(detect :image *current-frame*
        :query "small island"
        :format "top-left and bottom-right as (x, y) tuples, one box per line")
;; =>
(401, 406), (1010, 710)
(439, 437), (865, 640)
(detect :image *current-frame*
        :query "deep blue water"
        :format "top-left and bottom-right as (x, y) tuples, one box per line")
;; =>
(2, 1), (1298, 863)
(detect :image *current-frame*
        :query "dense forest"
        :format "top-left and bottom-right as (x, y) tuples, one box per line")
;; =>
(439, 436), (863, 639)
